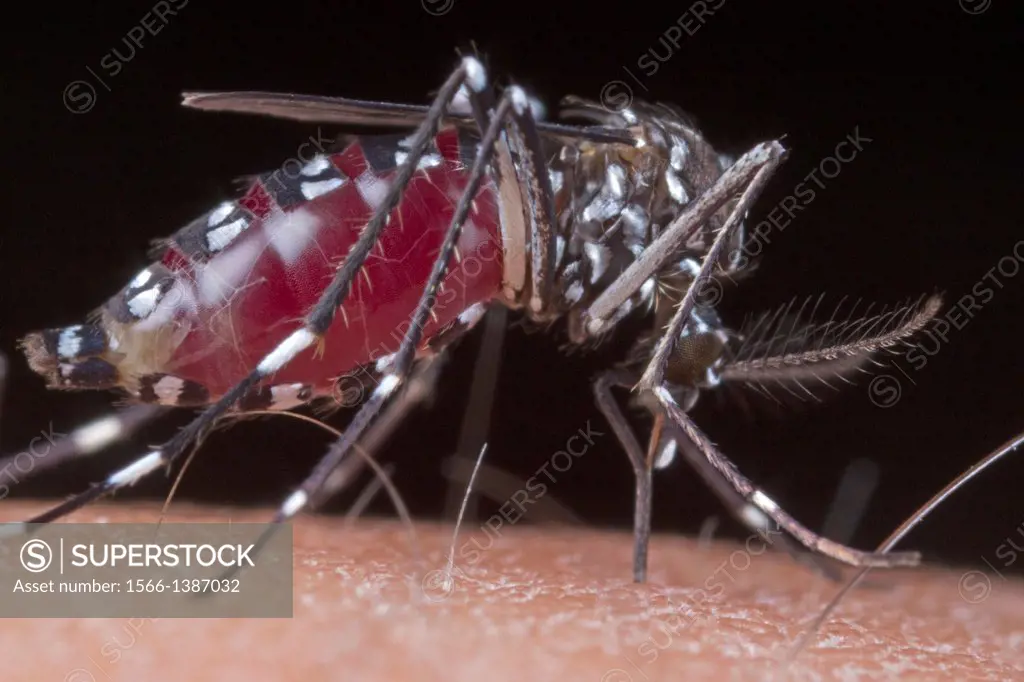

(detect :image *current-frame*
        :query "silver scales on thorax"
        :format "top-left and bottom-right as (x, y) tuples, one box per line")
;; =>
(501, 96), (741, 391)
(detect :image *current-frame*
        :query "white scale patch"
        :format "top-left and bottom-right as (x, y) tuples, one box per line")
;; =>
(257, 328), (317, 375)
(134, 277), (197, 333)
(564, 281), (584, 305)
(679, 258), (701, 277)
(207, 201), (235, 227)
(300, 178), (345, 201)
(555, 235), (566, 266)
(374, 353), (396, 374)
(653, 438), (677, 469)
(450, 86), (473, 115)
(281, 490), (308, 518)
(264, 206), (322, 266)
(199, 233), (266, 307)
(640, 277), (656, 302)
(581, 165), (628, 223)
(394, 151), (442, 170)
(666, 171), (689, 204)
(606, 165), (627, 198)
(269, 383), (309, 411)
(458, 302), (487, 327)
(71, 415), (125, 455)
(57, 325), (84, 359)
(549, 170), (564, 195)
(300, 156), (331, 176)
(108, 451), (164, 487)
(741, 501), (772, 530)
(620, 204), (649, 251)
(206, 218), (248, 253)
(129, 268), (153, 289)
(584, 242), (611, 283)
(670, 138), (690, 171)
(355, 170), (391, 210)
(127, 286), (162, 319)
(153, 375), (185, 404)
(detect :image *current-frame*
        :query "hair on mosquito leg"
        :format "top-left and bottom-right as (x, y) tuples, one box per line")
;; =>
(781, 430), (1024, 671)
(719, 295), (942, 405)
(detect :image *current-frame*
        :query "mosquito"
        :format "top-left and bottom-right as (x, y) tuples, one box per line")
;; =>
(3, 55), (942, 583)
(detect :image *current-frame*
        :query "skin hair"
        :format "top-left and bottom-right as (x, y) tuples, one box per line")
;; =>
(3, 501), (1022, 681)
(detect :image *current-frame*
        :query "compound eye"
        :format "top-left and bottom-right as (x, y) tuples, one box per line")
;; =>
(665, 331), (725, 388)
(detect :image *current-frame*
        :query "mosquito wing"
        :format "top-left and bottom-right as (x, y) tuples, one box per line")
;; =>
(181, 91), (637, 146)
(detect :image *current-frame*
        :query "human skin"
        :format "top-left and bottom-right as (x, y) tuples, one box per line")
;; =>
(1, 501), (1021, 681)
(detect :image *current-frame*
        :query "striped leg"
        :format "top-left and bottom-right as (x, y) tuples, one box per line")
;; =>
(654, 390), (919, 568)
(315, 351), (448, 505)
(238, 78), (530, 557)
(594, 368), (847, 582)
(0, 351), (167, 492)
(634, 147), (922, 569)
(12, 57), (493, 528)
(0, 404), (165, 486)
(592, 369), (654, 583)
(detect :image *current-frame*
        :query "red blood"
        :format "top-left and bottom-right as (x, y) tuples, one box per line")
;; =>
(158, 131), (503, 398)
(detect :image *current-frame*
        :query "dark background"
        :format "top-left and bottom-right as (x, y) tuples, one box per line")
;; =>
(2, 1), (1022, 576)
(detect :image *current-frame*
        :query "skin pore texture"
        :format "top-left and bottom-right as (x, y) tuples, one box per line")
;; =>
(2, 501), (1022, 681)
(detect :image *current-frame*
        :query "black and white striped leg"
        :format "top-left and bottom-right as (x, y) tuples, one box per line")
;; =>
(654, 388), (919, 568)
(593, 369), (654, 583)
(0, 351), (167, 482)
(627, 133), (920, 568)
(230, 81), (524, 558)
(0, 404), (165, 485)
(657, 415), (847, 581)
(595, 369), (846, 582)
(14, 57), (491, 528)
(316, 352), (448, 505)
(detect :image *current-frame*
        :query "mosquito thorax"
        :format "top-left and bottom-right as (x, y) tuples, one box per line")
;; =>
(545, 100), (746, 348)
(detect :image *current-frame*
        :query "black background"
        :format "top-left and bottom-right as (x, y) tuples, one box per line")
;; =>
(2, 1), (1022, 576)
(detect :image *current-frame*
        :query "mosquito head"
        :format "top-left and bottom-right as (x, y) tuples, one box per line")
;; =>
(664, 321), (729, 389)
(629, 297), (730, 409)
